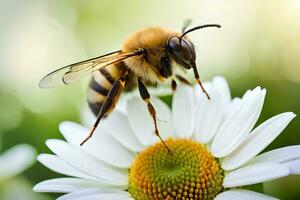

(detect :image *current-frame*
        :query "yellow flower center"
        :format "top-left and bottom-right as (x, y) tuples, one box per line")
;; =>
(128, 139), (224, 200)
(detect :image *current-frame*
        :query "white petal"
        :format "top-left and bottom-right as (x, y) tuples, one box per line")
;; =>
(172, 85), (195, 138)
(212, 76), (231, 104)
(127, 97), (157, 146)
(152, 96), (174, 140)
(250, 145), (300, 165)
(194, 84), (223, 143)
(33, 178), (120, 193)
(127, 96), (172, 146)
(80, 103), (96, 128)
(59, 121), (135, 168)
(226, 97), (242, 117)
(46, 139), (128, 186)
(59, 121), (87, 144)
(283, 159), (300, 174)
(222, 112), (296, 170)
(37, 154), (96, 180)
(115, 93), (132, 114)
(147, 86), (173, 96)
(212, 87), (266, 157)
(84, 130), (135, 168)
(223, 162), (290, 188)
(101, 110), (144, 152)
(0, 144), (36, 179)
(58, 189), (132, 200)
(215, 189), (278, 200)
(116, 86), (172, 115)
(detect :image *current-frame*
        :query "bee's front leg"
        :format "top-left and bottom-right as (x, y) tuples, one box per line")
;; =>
(175, 74), (192, 86)
(137, 78), (170, 152)
(80, 75), (127, 146)
(171, 74), (192, 92)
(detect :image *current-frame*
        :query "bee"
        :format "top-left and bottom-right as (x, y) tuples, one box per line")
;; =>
(39, 23), (221, 150)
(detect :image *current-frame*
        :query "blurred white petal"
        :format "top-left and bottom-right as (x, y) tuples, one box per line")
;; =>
(0, 144), (36, 180)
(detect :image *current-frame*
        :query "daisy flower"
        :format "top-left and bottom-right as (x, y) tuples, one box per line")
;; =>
(34, 76), (300, 200)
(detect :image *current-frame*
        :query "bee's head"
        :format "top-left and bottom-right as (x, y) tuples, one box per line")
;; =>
(167, 24), (221, 69)
(167, 36), (196, 69)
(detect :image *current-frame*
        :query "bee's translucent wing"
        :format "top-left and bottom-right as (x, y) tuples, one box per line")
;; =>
(39, 50), (138, 88)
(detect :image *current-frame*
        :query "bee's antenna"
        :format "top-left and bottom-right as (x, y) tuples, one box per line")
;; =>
(179, 24), (221, 45)
(181, 24), (221, 38)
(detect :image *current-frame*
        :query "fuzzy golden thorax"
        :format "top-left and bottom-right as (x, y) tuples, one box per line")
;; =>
(122, 27), (182, 84)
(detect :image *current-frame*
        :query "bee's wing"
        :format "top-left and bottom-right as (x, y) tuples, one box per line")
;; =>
(39, 50), (138, 88)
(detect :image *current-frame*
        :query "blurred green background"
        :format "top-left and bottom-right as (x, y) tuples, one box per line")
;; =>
(0, 0), (299, 199)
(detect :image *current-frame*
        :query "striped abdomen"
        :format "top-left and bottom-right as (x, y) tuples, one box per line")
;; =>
(87, 63), (124, 116)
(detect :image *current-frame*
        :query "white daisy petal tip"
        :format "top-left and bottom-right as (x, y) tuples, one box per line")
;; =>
(58, 121), (88, 145)
(212, 75), (226, 82)
(45, 139), (61, 149)
(36, 153), (46, 162)
(211, 84), (267, 158)
(221, 112), (297, 170)
(32, 183), (42, 192)
(59, 121), (77, 133)
(212, 76), (231, 100)
(244, 86), (265, 99)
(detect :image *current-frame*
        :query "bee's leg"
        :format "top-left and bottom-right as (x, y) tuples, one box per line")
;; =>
(175, 74), (192, 86)
(80, 76), (126, 146)
(192, 65), (210, 100)
(137, 78), (170, 152)
(171, 79), (177, 92)
(172, 74), (194, 92)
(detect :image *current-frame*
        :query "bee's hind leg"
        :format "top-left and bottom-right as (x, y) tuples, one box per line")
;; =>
(137, 78), (170, 152)
(80, 75), (127, 146)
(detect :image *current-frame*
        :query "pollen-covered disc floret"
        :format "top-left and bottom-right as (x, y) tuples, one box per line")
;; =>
(129, 139), (224, 200)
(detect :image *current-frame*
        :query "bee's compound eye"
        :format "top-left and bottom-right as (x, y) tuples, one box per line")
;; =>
(167, 37), (195, 69)
(168, 37), (181, 52)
